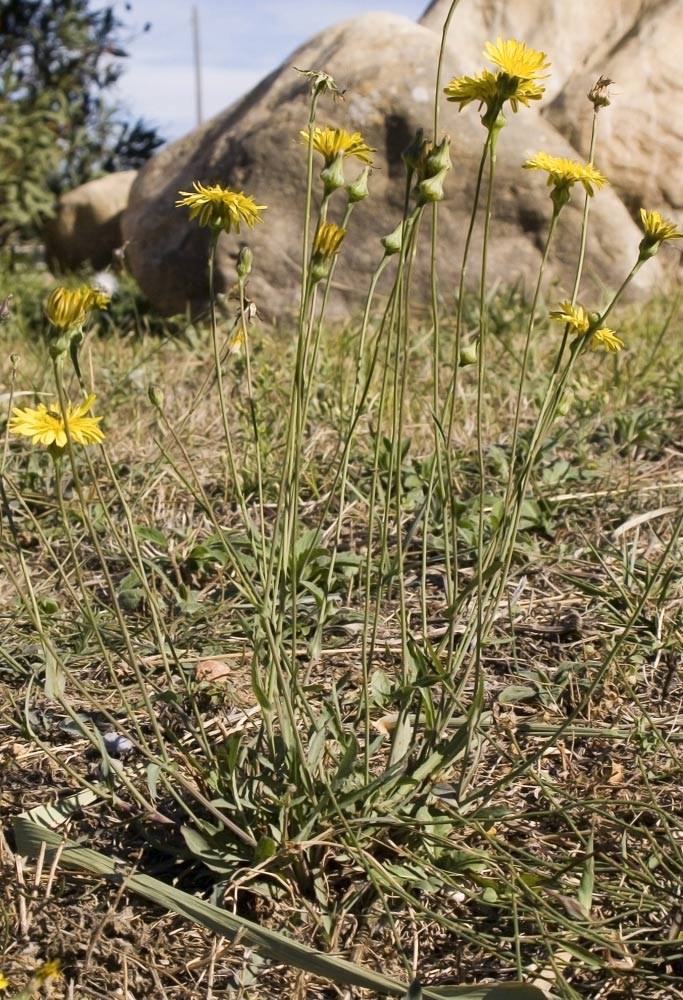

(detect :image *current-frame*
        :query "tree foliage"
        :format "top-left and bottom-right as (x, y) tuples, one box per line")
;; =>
(0, 0), (164, 245)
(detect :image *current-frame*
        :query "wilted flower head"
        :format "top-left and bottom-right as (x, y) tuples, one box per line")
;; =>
(9, 393), (104, 449)
(587, 75), (613, 112)
(46, 285), (110, 331)
(638, 208), (683, 260)
(176, 182), (266, 234)
(523, 152), (607, 200)
(300, 127), (375, 166)
(293, 67), (343, 99)
(445, 37), (550, 123)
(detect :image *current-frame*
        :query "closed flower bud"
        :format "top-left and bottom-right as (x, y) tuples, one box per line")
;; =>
(347, 166), (371, 203)
(320, 152), (346, 193)
(459, 343), (478, 367)
(426, 136), (452, 176)
(417, 166), (448, 203)
(381, 220), (404, 255)
(236, 245), (253, 278)
(148, 385), (164, 409)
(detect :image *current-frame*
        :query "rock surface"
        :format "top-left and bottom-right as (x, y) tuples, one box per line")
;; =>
(122, 11), (661, 320)
(544, 0), (683, 216)
(44, 170), (137, 272)
(420, 0), (673, 100)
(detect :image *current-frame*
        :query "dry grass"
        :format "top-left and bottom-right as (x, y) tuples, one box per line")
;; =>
(3, 273), (683, 999)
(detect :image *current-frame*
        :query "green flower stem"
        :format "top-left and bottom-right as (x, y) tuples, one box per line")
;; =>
(305, 252), (391, 678)
(299, 85), (325, 325)
(598, 259), (644, 326)
(50, 359), (171, 762)
(437, 130), (493, 660)
(569, 109), (600, 305)
(473, 121), (502, 688)
(496, 202), (562, 560)
(238, 276), (267, 569)
(207, 230), (265, 582)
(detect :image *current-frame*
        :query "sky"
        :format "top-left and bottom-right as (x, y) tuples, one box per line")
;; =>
(111, 1), (427, 143)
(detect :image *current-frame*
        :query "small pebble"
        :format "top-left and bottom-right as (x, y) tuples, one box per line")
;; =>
(103, 732), (134, 757)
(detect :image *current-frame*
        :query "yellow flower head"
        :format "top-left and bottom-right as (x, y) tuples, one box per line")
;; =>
(639, 208), (682, 244)
(9, 393), (104, 449)
(313, 221), (346, 261)
(590, 327), (624, 353)
(300, 127), (375, 166)
(638, 208), (682, 260)
(484, 38), (550, 81)
(33, 959), (61, 984)
(523, 152), (607, 196)
(445, 69), (544, 114)
(176, 182), (266, 234)
(550, 300), (590, 335)
(46, 285), (110, 331)
(0, 972), (8, 990)
(445, 70), (501, 110)
(445, 38), (549, 120)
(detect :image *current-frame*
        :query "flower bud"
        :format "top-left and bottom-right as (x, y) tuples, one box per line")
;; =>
(426, 136), (452, 176)
(381, 220), (404, 255)
(148, 384), (164, 410)
(417, 166), (448, 203)
(236, 245), (253, 279)
(347, 166), (370, 203)
(458, 343), (478, 367)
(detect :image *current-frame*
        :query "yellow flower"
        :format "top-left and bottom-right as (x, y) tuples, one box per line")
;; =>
(176, 182), (266, 234)
(638, 208), (683, 259)
(310, 222), (346, 283)
(34, 959), (61, 984)
(313, 221), (346, 261)
(484, 38), (550, 81)
(523, 152), (607, 196)
(590, 327), (624, 352)
(9, 393), (104, 448)
(445, 39), (549, 119)
(640, 208), (683, 243)
(300, 127), (375, 166)
(46, 285), (110, 331)
(445, 70), (501, 110)
(0, 972), (8, 990)
(549, 301), (590, 335)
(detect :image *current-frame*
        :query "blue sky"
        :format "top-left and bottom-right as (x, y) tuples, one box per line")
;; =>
(112, 1), (427, 142)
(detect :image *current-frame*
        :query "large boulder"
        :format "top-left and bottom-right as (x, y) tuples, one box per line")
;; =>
(44, 170), (137, 272)
(122, 12), (658, 321)
(420, 0), (672, 100)
(544, 1), (683, 215)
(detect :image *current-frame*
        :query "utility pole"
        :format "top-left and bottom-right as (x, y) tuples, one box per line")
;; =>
(191, 4), (203, 126)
